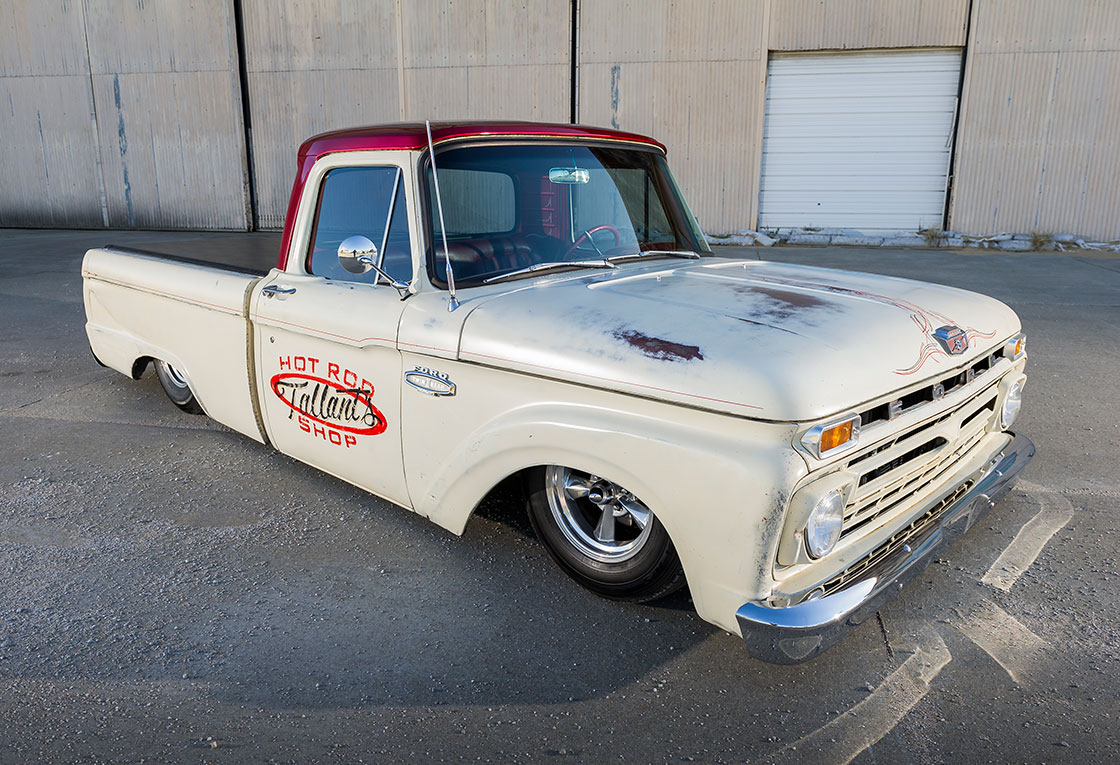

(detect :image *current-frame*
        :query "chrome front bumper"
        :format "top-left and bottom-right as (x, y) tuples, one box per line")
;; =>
(736, 432), (1035, 664)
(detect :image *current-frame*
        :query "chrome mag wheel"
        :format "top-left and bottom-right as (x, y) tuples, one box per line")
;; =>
(544, 466), (654, 563)
(153, 359), (203, 414)
(159, 360), (189, 390)
(526, 465), (686, 602)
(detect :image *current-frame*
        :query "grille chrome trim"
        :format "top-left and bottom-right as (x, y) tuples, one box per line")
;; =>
(839, 384), (1000, 539)
(857, 346), (1004, 429)
(822, 479), (974, 595)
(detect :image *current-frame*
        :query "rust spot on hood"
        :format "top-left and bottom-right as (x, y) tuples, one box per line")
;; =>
(612, 329), (703, 362)
(730, 284), (836, 322)
(753, 286), (829, 310)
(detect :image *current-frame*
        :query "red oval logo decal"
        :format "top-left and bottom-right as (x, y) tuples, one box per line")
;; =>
(270, 372), (387, 436)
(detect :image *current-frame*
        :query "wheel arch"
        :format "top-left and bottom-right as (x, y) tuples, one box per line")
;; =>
(414, 406), (691, 549)
(409, 398), (809, 633)
(131, 355), (152, 379)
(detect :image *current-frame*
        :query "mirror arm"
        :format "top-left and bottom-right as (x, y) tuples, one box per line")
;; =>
(357, 255), (411, 298)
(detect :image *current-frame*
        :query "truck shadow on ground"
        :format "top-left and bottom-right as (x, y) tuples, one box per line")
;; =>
(194, 469), (726, 711)
(0, 365), (890, 717)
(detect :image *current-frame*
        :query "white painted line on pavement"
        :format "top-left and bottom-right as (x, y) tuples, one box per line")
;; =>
(982, 480), (1074, 591)
(951, 599), (1048, 687)
(765, 627), (951, 765)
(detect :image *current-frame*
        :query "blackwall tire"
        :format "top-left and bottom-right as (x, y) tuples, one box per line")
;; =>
(153, 359), (204, 414)
(525, 466), (686, 602)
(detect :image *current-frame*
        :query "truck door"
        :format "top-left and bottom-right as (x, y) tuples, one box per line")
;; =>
(251, 162), (415, 508)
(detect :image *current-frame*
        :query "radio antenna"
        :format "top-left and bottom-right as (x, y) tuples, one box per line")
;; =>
(426, 120), (458, 312)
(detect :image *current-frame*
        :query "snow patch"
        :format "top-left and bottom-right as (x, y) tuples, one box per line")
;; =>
(705, 227), (1120, 252)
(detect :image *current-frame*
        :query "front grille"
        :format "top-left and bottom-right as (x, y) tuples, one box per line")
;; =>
(858, 349), (1003, 429)
(821, 479), (974, 596)
(839, 384), (998, 539)
(857, 437), (947, 487)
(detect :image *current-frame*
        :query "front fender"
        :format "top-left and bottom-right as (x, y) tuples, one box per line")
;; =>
(410, 390), (807, 634)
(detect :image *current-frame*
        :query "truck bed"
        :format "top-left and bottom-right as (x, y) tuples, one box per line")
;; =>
(82, 240), (273, 442)
(99, 232), (283, 276)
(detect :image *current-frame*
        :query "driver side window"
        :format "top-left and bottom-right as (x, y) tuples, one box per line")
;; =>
(307, 166), (413, 284)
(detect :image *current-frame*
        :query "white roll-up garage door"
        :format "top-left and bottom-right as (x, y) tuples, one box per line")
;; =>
(759, 49), (962, 232)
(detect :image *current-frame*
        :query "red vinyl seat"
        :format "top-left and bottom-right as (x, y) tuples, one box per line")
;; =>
(444, 234), (563, 279)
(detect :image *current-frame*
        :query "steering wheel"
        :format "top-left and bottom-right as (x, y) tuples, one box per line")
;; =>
(566, 224), (622, 258)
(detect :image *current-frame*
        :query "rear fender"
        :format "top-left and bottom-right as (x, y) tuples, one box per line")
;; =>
(81, 247), (262, 440)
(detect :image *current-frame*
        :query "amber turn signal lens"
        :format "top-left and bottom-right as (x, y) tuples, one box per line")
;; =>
(1003, 333), (1027, 361)
(820, 421), (854, 452)
(801, 414), (861, 458)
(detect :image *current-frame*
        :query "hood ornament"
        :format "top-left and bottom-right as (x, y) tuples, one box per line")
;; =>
(933, 325), (970, 355)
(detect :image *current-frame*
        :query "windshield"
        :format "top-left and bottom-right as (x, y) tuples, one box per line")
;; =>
(423, 143), (709, 286)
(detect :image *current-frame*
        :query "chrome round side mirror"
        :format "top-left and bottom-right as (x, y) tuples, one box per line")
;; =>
(338, 235), (378, 274)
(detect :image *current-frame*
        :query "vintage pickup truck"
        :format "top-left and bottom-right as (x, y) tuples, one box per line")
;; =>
(82, 121), (1033, 663)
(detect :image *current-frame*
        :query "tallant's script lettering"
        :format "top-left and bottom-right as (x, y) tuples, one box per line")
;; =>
(270, 356), (388, 446)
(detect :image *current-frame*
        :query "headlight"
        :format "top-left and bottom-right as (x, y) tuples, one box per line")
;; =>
(801, 414), (861, 459)
(1001, 379), (1023, 428)
(805, 490), (845, 558)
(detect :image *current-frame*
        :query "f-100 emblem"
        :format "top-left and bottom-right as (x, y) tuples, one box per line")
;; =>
(933, 325), (969, 355)
(404, 367), (456, 396)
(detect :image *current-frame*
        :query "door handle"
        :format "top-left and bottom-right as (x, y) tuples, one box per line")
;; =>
(262, 284), (297, 298)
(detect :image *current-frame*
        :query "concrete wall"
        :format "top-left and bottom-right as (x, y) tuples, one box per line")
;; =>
(239, 0), (402, 229)
(0, 1), (105, 228)
(2, 0), (1118, 240)
(577, 0), (769, 236)
(950, 0), (1120, 240)
(242, 0), (570, 228)
(577, 0), (970, 236)
(0, 0), (250, 230)
(768, 0), (968, 51)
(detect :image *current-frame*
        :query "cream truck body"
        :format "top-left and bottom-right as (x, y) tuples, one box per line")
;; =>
(82, 122), (1033, 662)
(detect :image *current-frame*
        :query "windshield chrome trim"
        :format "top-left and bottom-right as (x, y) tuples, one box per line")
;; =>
(482, 259), (616, 284)
(429, 135), (667, 154)
(607, 249), (702, 263)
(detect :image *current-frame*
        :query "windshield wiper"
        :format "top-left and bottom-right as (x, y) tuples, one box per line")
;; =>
(606, 249), (701, 263)
(482, 259), (616, 284)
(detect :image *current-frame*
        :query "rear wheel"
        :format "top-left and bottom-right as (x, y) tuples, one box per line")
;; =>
(153, 359), (203, 414)
(526, 466), (686, 602)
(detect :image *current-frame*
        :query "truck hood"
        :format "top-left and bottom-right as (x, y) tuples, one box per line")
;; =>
(458, 258), (1021, 421)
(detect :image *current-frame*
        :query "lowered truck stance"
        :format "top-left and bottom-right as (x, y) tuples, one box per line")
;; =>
(83, 121), (1033, 663)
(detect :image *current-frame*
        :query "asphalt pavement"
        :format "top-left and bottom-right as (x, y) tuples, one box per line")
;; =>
(1, 228), (1117, 762)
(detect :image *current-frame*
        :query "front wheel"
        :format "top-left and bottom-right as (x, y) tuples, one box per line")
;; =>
(526, 466), (686, 602)
(153, 359), (203, 414)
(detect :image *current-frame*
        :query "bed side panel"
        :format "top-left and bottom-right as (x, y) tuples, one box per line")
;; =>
(82, 247), (264, 441)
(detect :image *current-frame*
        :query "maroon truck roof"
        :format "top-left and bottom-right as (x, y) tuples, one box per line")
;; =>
(278, 122), (666, 269)
(298, 121), (665, 160)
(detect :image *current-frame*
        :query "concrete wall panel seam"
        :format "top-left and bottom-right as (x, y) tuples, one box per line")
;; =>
(82, 0), (110, 227)
(231, 0), (256, 231)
